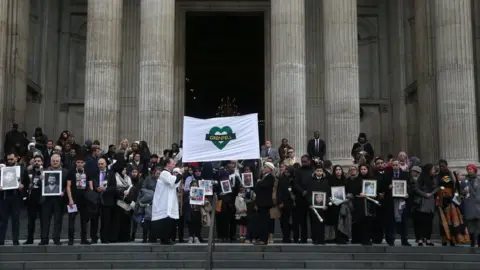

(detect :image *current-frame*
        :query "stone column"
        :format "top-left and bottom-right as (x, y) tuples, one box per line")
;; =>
(433, 0), (479, 166)
(120, 0), (140, 142)
(84, 0), (123, 149)
(305, 0), (324, 139)
(323, 0), (360, 164)
(3, 0), (30, 132)
(415, 0), (439, 163)
(139, 0), (175, 155)
(0, 0), (8, 153)
(270, 0), (307, 153)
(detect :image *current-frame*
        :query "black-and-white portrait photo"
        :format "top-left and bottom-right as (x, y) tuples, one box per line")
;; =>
(0, 166), (19, 190)
(42, 171), (62, 196)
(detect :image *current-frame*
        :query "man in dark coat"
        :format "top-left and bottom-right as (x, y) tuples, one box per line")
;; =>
(254, 161), (275, 245)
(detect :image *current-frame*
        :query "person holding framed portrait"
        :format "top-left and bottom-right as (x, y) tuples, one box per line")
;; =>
(382, 159), (411, 246)
(0, 152), (29, 246)
(307, 165), (329, 245)
(39, 153), (68, 246)
(326, 165), (348, 244)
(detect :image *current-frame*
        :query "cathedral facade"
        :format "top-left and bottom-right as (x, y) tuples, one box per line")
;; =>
(1, 0), (480, 167)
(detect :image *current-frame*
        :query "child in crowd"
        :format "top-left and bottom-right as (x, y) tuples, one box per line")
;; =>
(244, 187), (257, 243)
(186, 180), (202, 243)
(235, 187), (248, 242)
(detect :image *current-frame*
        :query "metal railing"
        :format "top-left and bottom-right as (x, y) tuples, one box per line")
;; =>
(205, 194), (217, 270)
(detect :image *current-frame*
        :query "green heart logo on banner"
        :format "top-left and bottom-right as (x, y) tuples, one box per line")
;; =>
(205, 126), (237, 150)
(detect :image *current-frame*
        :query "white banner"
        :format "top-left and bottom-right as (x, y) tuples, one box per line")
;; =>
(182, 113), (260, 162)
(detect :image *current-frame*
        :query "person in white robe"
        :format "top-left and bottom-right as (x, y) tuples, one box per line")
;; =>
(151, 158), (182, 245)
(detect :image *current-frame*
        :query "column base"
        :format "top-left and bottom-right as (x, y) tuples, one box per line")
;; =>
(329, 159), (355, 170)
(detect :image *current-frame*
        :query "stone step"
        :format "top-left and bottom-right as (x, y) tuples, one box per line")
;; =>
(5, 208), (442, 241)
(2, 243), (478, 254)
(0, 259), (479, 269)
(1, 251), (480, 262)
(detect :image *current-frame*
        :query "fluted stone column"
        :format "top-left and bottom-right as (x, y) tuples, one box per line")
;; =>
(0, 1), (7, 153)
(323, 0), (360, 164)
(139, 0), (175, 155)
(415, 0), (439, 163)
(120, 0), (140, 142)
(305, 0), (324, 139)
(271, 0), (307, 153)
(433, 0), (479, 167)
(84, 0), (123, 149)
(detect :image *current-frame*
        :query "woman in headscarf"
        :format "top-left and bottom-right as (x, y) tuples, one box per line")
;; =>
(461, 164), (480, 247)
(436, 159), (469, 246)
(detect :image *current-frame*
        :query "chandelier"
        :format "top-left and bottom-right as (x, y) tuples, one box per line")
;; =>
(215, 96), (240, 117)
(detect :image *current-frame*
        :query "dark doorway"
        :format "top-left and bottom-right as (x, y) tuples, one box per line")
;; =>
(185, 12), (265, 141)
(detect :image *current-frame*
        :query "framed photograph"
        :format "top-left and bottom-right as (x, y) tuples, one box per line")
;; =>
(220, 180), (232, 194)
(312, 191), (326, 208)
(241, 172), (254, 188)
(199, 180), (213, 195)
(362, 180), (377, 197)
(42, 171), (62, 196)
(331, 186), (346, 201)
(392, 180), (407, 198)
(0, 166), (20, 190)
(190, 187), (205, 205)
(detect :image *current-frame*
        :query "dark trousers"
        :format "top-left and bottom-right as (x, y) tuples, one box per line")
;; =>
(131, 217), (138, 241)
(90, 211), (100, 241)
(41, 198), (64, 242)
(153, 217), (175, 243)
(246, 211), (258, 241)
(309, 209), (325, 244)
(142, 220), (153, 242)
(280, 207), (292, 242)
(415, 212), (433, 240)
(371, 209), (384, 243)
(26, 199), (42, 241)
(257, 207), (270, 243)
(292, 203), (308, 242)
(216, 208), (235, 240)
(0, 196), (21, 243)
(171, 215), (184, 241)
(110, 207), (131, 243)
(68, 196), (89, 241)
(359, 216), (373, 244)
(188, 211), (202, 238)
(100, 205), (115, 242)
(385, 209), (409, 244)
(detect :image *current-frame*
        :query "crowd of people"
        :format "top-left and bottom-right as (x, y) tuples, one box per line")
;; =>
(0, 125), (479, 248)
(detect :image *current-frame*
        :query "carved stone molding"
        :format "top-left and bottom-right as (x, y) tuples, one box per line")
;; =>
(379, 104), (388, 113)
(59, 103), (69, 113)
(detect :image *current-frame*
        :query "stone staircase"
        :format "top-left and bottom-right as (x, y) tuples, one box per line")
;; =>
(0, 243), (479, 270)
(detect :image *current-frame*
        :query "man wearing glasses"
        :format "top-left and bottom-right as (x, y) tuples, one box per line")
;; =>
(283, 149), (299, 166)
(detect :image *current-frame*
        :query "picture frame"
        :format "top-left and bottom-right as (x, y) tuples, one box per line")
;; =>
(42, 171), (62, 196)
(241, 172), (254, 188)
(362, 179), (377, 197)
(331, 186), (346, 201)
(189, 187), (206, 205)
(312, 191), (326, 208)
(199, 180), (213, 195)
(220, 179), (232, 194)
(0, 166), (20, 190)
(392, 180), (407, 198)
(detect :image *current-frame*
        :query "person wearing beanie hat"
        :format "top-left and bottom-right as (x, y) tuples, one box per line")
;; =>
(253, 161), (275, 245)
(462, 164), (480, 247)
